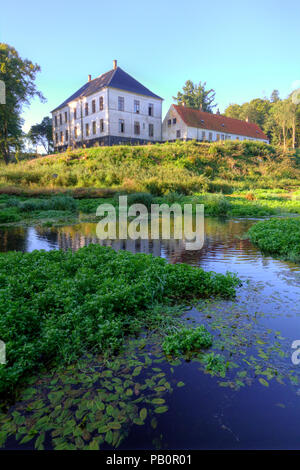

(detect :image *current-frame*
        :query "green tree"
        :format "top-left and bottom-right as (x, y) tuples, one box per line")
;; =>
(173, 80), (217, 112)
(28, 116), (53, 153)
(0, 43), (45, 164)
(270, 89), (280, 103)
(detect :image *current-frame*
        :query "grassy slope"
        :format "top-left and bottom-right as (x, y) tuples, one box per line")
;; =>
(0, 141), (300, 195)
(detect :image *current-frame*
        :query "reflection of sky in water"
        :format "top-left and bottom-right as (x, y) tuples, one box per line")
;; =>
(1, 218), (300, 449)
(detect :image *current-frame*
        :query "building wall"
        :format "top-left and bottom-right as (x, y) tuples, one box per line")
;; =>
(162, 106), (188, 141)
(52, 86), (162, 149)
(107, 88), (162, 142)
(162, 105), (269, 144)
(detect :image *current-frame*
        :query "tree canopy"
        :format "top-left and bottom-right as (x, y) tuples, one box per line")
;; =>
(0, 43), (45, 163)
(28, 116), (53, 154)
(173, 80), (217, 112)
(225, 90), (300, 148)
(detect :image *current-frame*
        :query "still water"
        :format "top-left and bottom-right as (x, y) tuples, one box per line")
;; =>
(1, 217), (300, 449)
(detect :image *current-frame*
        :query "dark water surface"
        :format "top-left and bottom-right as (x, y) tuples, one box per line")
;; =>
(1, 217), (300, 450)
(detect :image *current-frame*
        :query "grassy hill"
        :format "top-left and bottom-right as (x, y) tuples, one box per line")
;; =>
(0, 141), (299, 196)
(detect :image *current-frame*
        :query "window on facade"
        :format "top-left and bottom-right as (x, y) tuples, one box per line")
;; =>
(86, 123), (89, 137)
(236, 136), (239, 140)
(65, 112), (68, 123)
(216, 134), (220, 141)
(176, 130), (181, 139)
(221, 134), (225, 140)
(100, 119), (104, 132)
(209, 132), (213, 141)
(92, 100), (96, 113)
(148, 104), (153, 116)
(173, 118), (177, 125)
(74, 126), (78, 138)
(60, 131), (63, 143)
(74, 109), (77, 120)
(149, 123), (154, 138)
(202, 131), (206, 140)
(85, 103), (89, 116)
(55, 133), (58, 144)
(92, 121), (96, 135)
(134, 121), (140, 135)
(60, 114), (62, 125)
(134, 100), (140, 114)
(167, 119), (171, 127)
(118, 97), (124, 111)
(119, 119), (125, 133)
(54, 116), (57, 127)
(99, 96), (104, 111)
(65, 130), (68, 141)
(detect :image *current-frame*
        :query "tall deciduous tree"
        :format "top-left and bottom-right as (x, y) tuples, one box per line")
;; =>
(173, 80), (217, 112)
(28, 116), (53, 153)
(0, 43), (45, 164)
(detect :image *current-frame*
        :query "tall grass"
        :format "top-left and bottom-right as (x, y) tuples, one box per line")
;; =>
(0, 141), (299, 196)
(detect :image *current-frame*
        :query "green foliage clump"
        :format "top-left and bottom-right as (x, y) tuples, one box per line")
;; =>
(0, 245), (240, 399)
(162, 326), (213, 356)
(203, 352), (227, 377)
(126, 192), (154, 209)
(0, 208), (21, 223)
(247, 217), (300, 262)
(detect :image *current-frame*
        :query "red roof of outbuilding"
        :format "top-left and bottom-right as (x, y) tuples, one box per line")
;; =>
(173, 105), (268, 140)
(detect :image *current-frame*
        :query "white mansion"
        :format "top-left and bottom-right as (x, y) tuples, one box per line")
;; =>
(52, 61), (268, 149)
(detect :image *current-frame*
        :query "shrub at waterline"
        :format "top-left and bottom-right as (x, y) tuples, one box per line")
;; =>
(247, 218), (300, 262)
(0, 244), (240, 400)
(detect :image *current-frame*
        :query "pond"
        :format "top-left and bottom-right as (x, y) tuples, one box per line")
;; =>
(1, 217), (300, 450)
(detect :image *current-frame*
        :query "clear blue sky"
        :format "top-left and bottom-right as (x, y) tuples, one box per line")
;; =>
(1, 0), (299, 132)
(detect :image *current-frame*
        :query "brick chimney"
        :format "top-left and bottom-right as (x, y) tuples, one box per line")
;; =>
(113, 60), (117, 70)
(88, 75), (92, 82)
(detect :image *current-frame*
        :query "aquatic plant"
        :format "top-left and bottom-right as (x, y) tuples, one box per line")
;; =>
(0, 244), (240, 400)
(247, 217), (300, 262)
(162, 326), (213, 356)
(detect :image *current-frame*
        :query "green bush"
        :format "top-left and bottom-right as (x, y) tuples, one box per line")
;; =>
(247, 217), (300, 262)
(0, 245), (240, 399)
(162, 326), (213, 356)
(126, 192), (154, 209)
(0, 208), (21, 223)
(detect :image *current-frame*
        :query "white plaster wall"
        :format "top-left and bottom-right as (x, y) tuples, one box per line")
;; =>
(162, 106), (187, 141)
(162, 106), (268, 143)
(107, 88), (162, 141)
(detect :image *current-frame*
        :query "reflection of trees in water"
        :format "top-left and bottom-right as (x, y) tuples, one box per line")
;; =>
(0, 227), (28, 252)
(34, 218), (261, 265)
(1, 218), (266, 267)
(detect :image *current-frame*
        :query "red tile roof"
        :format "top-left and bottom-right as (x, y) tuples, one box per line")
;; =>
(173, 105), (268, 140)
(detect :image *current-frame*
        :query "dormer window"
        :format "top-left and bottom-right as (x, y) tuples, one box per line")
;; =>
(173, 118), (177, 125)
(167, 119), (171, 127)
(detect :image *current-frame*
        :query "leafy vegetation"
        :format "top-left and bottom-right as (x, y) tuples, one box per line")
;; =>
(0, 244), (240, 400)
(1, 141), (299, 195)
(162, 326), (213, 356)
(247, 217), (300, 262)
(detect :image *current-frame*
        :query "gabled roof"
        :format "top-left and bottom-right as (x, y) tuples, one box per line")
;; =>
(173, 105), (268, 140)
(52, 67), (162, 112)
